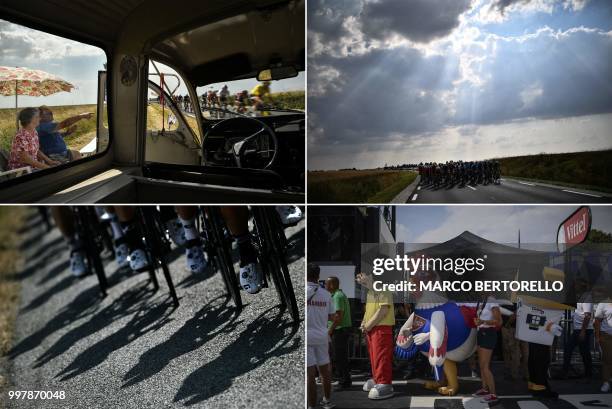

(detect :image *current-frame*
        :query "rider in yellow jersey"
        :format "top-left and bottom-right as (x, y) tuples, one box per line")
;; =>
(250, 81), (272, 112)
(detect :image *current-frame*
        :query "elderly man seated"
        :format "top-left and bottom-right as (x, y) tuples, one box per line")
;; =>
(37, 106), (92, 163)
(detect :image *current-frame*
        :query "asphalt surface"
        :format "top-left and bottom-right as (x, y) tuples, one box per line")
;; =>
(5, 209), (304, 408)
(320, 363), (612, 409)
(410, 177), (612, 203)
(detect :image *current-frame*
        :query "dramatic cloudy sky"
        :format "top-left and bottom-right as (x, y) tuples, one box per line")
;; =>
(0, 19), (106, 108)
(308, 0), (612, 170)
(394, 205), (612, 244)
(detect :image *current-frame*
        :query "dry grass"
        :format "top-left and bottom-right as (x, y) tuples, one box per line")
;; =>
(498, 149), (612, 192)
(0, 207), (27, 395)
(308, 170), (417, 203)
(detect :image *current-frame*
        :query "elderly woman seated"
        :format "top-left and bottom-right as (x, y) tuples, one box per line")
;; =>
(8, 108), (60, 171)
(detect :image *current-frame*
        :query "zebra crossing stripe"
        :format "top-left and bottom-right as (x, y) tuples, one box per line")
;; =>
(391, 395), (612, 409)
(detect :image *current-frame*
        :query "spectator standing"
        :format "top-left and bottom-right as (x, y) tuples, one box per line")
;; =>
(326, 276), (352, 389)
(307, 264), (336, 409)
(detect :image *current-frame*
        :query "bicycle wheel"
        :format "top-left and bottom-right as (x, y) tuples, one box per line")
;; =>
(74, 207), (107, 297)
(252, 207), (299, 324)
(139, 207), (179, 307)
(202, 207), (242, 310)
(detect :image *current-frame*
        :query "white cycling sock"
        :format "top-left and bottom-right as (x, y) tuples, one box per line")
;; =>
(179, 217), (198, 241)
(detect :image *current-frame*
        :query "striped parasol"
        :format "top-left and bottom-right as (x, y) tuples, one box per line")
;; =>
(0, 66), (75, 129)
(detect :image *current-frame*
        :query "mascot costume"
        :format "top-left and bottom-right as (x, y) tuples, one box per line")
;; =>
(394, 291), (478, 396)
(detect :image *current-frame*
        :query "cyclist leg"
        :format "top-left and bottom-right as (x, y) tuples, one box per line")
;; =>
(175, 206), (207, 274)
(50, 206), (86, 277)
(99, 206), (129, 269)
(115, 206), (150, 272)
(220, 206), (262, 294)
(159, 206), (186, 247)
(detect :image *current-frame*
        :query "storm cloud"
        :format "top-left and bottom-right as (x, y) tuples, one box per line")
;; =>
(307, 0), (612, 169)
(361, 0), (472, 43)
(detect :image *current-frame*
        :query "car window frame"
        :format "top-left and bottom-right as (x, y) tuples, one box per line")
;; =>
(0, 15), (113, 189)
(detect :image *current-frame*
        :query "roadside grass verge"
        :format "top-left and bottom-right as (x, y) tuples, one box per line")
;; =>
(498, 149), (612, 192)
(308, 170), (417, 203)
(0, 207), (27, 395)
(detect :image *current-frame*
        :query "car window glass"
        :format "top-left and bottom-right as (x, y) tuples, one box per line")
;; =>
(196, 72), (305, 119)
(0, 18), (108, 182)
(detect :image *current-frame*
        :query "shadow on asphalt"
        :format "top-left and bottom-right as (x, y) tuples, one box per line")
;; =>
(37, 257), (70, 286)
(32, 282), (159, 369)
(22, 263), (74, 312)
(17, 211), (44, 237)
(8, 284), (102, 361)
(173, 305), (301, 406)
(122, 294), (241, 388)
(14, 235), (65, 282)
(55, 290), (175, 381)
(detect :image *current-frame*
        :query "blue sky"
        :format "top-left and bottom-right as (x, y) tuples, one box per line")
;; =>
(394, 205), (612, 244)
(0, 19), (106, 108)
(308, 0), (612, 170)
(0, 19), (304, 109)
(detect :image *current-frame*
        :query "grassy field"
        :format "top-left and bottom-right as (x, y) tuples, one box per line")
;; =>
(498, 149), (612, 192)
(271, 91), (305, 110)
(0, 207), (26, 394)
(308, 170), (417, 203)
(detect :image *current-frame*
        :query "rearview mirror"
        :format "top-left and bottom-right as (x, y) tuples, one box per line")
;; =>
(257, 66), (298, 81)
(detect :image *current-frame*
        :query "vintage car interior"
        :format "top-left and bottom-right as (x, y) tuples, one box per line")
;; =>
(0, 0), (305, 203)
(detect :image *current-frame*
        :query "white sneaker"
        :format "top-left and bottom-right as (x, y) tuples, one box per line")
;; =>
(70, 251), (87, 277)
(166, 218), (186, 247)
(114, 242), (129, 269)
(602, 382), (611, 393)
(239, 262), (262, 294)
(320, 397), (335, 409)
(128, 248), (149, 271)
(368, 384), (394, 400)
(185, 243), (207, 274)
(276, 206), (302, 225)
(362, 378), (375, 392)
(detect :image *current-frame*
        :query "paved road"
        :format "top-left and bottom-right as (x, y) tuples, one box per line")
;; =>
(410, 178), (612, 203)
(5, 209), (304, 408)
(320, 364), (612, 409)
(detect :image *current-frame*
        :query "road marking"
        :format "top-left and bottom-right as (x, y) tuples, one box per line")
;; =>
(333, 391), (612, 409)
(562, 189), (602, 198)
(412, 194), (418, 201)
(417, 186), (421, 190)
(467, 185), (477, 191)
(519, 181), (536, 186)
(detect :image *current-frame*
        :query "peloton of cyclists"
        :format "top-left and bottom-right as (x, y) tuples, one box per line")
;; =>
(418, 160), (501, 188)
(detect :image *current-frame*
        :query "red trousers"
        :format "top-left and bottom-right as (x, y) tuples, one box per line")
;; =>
(366, 325), (394, 385)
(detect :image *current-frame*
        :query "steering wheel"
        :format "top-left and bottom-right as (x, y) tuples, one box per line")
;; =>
(203, 116), (278, 169)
